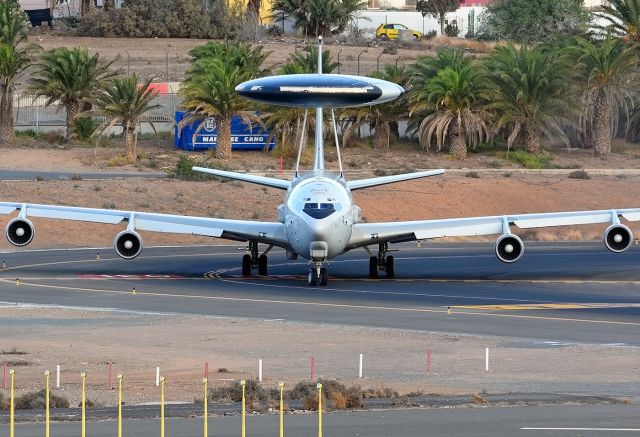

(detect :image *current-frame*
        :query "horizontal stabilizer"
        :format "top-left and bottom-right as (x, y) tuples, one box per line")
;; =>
(192, 167), (291, 190)
(347, 169), (445, 191)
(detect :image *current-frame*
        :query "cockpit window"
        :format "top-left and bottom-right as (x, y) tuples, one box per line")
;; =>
(303, 202), (336, 219)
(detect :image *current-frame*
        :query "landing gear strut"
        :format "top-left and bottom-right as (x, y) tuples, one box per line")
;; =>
(242, 241), (272, 276)
(367, 242), (395, 278)
(308, 261), (328, 286)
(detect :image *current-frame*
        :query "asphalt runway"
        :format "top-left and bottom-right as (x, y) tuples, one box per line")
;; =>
(1, 241), (640, 345)
(8, 404), (640, 437)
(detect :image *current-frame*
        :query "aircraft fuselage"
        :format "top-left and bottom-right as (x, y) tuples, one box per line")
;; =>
(282, 171), (356, 261)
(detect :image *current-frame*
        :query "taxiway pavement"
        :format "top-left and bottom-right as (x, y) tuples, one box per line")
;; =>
(1, 242), (639, 345)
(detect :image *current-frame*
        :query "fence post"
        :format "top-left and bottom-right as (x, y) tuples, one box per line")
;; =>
(279, 382), (285, 437)
(359, 353), (363, 378)
(203, 378), (208, 437)
(81, 372), (86, 437)
(317, 383), (323, 437)
(10, 369), (14, 437)
(45, 370), (50, 437)
(357, 49), (366, 75)
(117, 374), (123, 437)
(258, 359), (263, 382)
(241, 380), (246, 437)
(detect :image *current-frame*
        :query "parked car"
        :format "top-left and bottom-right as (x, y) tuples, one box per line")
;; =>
(375, 23), (422, 40)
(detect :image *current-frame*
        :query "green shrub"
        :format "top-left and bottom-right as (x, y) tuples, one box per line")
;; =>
(568, 169), (590, 180)
(209, 380), (269, 404)
(167, 156), (231, 181)
(15, 129), (42, 139)
(74, 117), (100, 141)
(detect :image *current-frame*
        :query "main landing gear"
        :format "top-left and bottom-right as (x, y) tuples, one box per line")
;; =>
(368, 242), (395, 278)
(307, 261), (329, 286)
(242, 241), (272, 276)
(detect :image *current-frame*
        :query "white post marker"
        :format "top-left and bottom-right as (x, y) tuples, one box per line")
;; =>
(258, 359), (263, 382)
(485, 348), (489, 372)
(359, 354), (363, 379)
(155, 367), (160, 387)
(56, 365), (60, 388)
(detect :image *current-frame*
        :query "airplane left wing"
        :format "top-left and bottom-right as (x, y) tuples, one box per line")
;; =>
(0, 202), (288, 248)
(349, 208), (640, 249)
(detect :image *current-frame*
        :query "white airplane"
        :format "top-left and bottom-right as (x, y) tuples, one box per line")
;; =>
(1, 38), (639, 286)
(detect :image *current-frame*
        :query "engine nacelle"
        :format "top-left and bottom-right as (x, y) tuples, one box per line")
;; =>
(495, 234), (524, 263)
(6, 218), (35, 247)
(603, 224), (633, 253)
(114, 230), (143, 259)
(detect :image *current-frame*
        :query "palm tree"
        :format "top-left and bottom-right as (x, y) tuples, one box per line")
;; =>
(485, 43), (579, 154)
(272, 0), (366, 36)
(572, 36), (640, 157)
(265, 47), (339, 159)
(0, 0), (27, 47)
(341, 64), (409, 149)
(29, 47), (116, 140)
(410, 62), (491, 159)
(180, 42), (268, 160)
(597, 0), (640, 44)
(0, 1), (37, 145)
(92, 75), (161, 163)
(0, 43), (36, 144)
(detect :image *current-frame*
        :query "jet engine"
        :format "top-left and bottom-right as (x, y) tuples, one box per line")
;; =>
(603, 224), (633, 253)
(114, 230), (143, 259)
(495, 234), (524, 263)
(6, 218), (35, 247)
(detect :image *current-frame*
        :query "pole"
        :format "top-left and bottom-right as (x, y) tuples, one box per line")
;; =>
(259, 359), (263, 382)
(310, 355), (315, 381)
(317, 383), (323, 437)
(485, 348), (489, 371)
(56, 364), (60, 388)
(10, 369), (15, 437)
(427, 350), (431, 374)
(279, 382), (284, 437)
(118, 374), (123, 437)
(359, 353), (363, 378)
(156, 366), (160, 387)
(203, 378), (208, 437)
(241, 379), (246, 437)
(81, 372), (86, 437)
(160, 376), (165, 437)
(45, 370), (50, 437)
(279, 156), (283, 176)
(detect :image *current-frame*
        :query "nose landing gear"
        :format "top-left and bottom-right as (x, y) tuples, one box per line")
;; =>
(308, 261), (329, 286)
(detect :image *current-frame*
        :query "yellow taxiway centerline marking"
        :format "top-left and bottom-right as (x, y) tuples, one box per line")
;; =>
(1, 277), (640, 328)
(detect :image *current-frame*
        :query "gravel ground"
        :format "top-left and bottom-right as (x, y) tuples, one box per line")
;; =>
(0, 306), (638, 408)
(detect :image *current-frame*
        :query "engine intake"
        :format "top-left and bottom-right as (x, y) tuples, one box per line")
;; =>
(495, 234), (524, 263)
(114, 230), (143, 259)
(604, 224), (633, 253)
(6, 218), (35, 247)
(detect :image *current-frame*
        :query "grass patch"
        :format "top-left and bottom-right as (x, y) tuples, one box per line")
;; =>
(107, 155), (130, 167)
(465, 171), (480, 178)
(498, 150), (555, 169)
(2, 347), (27, 355)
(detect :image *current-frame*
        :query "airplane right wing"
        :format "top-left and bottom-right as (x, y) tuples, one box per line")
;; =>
(348, 208), (640, 255)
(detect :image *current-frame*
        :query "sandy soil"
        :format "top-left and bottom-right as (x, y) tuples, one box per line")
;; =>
(0, 306), (638, 408)
(0, 173), (639, 250)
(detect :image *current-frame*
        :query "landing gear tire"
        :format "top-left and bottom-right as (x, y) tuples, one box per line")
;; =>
(385, 255), (395, 278)
(258, 254), (268, 276)
(308, 269), (319, 286)
(242, 254), (251, 276)
(319, 268), (328, 286)
(369, 256), (378, 278)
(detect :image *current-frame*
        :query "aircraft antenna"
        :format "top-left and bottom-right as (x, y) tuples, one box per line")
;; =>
(295, 108), (308, 177)
(331, 108), (344, 178)
(313, 36), (325, 173)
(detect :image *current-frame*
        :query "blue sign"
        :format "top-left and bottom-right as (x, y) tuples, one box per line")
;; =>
(174, 112), (275, 151)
